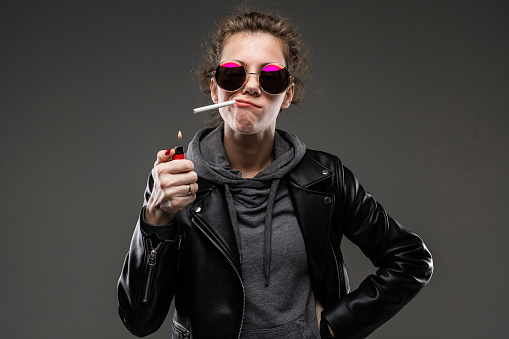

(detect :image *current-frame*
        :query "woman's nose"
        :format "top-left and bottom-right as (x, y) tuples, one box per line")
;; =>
(242, 73), (261, 95)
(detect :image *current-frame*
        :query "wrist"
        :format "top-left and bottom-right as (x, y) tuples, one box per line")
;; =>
(144, 205), (174, 225)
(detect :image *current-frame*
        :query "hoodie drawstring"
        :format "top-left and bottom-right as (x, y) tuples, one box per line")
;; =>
(224, 184), (242, 262)
(263, 179), (280, 286)
(224, 179), (281, 287)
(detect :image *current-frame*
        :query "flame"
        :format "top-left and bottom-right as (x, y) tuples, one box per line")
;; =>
(178, 130), (182, 139)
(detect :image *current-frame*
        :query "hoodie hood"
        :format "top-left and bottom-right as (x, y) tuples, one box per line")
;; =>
(186, 124), (306, 186)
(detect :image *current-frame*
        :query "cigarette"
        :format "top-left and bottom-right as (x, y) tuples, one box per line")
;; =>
(193, 100), (236, 114)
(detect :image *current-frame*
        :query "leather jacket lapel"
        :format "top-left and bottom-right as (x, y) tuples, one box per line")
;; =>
(188, 151), (336, 283)
(287, 153), (335, 289)
(190, 181), (241, 270)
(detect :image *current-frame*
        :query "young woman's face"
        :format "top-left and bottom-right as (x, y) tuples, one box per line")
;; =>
(210, 32), (294, 136)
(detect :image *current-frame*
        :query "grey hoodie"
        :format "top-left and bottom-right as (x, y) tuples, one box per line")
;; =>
(186, 125), (321, 338)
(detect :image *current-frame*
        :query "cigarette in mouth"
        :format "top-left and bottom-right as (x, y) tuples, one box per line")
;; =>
(193, 100), (236, 114)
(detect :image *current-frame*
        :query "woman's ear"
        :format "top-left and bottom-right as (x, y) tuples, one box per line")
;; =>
(210, 78), (219, 104)
(280, 83), (294, 110)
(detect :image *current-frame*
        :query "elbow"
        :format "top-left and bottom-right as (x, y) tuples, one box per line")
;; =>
(131, 329), (153, 338)
(122, 320), (159, 338)
(420, 240), (433, 284)
(412, 244), (434, 289)
(410, 237), (434, 288)
(118, 306), (159, 338)
(423, 249), (434, 285)
(399, 242), (434, 291)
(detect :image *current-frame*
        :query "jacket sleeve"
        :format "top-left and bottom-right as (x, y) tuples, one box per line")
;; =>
(322, 161), (433, 339)
(117, 171), (179, 337)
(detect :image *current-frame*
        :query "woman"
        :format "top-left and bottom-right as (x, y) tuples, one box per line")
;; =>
(118, 10), (433, 339)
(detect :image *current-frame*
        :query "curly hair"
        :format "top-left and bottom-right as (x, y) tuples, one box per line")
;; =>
(198, 10), (309, 126)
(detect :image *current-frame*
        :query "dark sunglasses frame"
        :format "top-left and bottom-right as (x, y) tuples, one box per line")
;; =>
(213, 60), (293, 95)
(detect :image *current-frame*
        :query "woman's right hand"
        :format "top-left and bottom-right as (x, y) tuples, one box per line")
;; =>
(145, 149), (198, 225)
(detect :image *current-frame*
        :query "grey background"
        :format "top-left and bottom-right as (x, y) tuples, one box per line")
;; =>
(1, 0), (507, 338)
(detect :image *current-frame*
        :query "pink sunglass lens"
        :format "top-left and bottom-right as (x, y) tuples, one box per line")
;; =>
(220, 61), (243, 68)
(262, 64), (284, 72)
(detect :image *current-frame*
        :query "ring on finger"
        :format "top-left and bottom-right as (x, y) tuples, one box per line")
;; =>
(187, 184), (192, 196)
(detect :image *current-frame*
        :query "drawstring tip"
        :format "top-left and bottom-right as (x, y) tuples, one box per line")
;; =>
(265, 275), (270, 287)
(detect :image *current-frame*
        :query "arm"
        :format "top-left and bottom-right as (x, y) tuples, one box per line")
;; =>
(323, 161), (433, 339)
(118, 150), (198, 336)
(117, 173), (180, 336)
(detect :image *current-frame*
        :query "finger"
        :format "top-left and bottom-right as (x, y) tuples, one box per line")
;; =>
(180, 182), (198, 197)
(159, 171), (198, 190)
(156, 159), (196, 176)
(154, 149), (175, 167)
(160, 182), (198, 203)
(173, 184), (195, 198)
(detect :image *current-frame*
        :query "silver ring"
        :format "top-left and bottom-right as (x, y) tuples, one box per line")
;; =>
(187, 184), (192, 196)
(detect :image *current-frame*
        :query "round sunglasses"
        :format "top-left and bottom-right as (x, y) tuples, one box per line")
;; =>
(214, 60), (292, 95)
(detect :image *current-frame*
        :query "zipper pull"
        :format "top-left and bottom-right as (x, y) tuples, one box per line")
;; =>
(147, 239), (162, 266)
(148, 249), (157, 266)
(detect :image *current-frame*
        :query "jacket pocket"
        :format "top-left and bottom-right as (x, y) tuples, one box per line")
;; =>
(172, 319), (190, 339)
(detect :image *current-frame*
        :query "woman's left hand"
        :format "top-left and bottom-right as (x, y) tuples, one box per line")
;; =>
(315, 299), (335, 337)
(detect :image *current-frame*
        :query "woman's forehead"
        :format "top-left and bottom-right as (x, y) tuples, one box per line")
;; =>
(220, 32), (286, 66)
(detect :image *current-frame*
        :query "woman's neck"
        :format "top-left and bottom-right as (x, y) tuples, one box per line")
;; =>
(223, 128), (275, 178)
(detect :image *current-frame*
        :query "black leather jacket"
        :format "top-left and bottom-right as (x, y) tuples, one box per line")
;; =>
(118, 149), (433, 339)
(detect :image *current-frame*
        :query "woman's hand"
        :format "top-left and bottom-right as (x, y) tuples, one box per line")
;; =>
(316, 299), (335, 337)
(145, 149), (198, 225)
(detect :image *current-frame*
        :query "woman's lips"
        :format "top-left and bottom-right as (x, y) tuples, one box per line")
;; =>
(234, 99), (260, 108)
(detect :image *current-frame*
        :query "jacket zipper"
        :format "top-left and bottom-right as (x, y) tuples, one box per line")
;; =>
(330, 242), (345, 297)
(142, 239), (162, 303)
(173, 319), (190, 338)
(191, 218), (245, 339)
(178, 234), (183, 249)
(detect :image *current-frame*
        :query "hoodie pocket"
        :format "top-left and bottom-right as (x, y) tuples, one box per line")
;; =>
(172, 319), (190, 339)
(241, 317), (318, 339)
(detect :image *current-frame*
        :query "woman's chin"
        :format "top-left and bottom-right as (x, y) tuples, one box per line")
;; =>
(233, 116), (257, 134)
